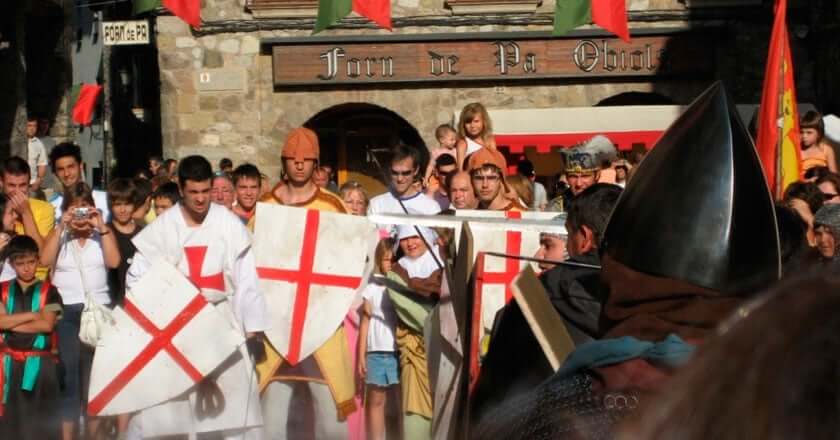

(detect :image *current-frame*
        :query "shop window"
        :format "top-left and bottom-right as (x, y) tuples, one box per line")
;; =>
(445, 0), (542, 15)
(246, 0), (319, 18)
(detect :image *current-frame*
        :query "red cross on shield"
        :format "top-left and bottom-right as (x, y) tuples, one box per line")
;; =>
(253, 204), (374, 366)
(87, 261), (243, 416)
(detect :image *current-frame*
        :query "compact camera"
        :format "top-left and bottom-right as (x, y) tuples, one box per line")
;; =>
(73, 207), (91, 219)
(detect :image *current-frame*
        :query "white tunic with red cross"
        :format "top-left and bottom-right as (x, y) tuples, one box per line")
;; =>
(122, 202), (269, 437)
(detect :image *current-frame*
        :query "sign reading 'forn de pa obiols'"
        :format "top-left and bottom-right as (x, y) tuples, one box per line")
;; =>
(267, 31), (712, 87)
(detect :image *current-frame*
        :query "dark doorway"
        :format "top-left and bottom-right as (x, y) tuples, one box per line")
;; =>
(108, 31), (163, 178)
(304, 103), (426, 196)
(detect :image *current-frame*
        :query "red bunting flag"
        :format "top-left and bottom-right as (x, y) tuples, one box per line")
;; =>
(163, 0), (201, 28)
(71, 83), (103, 126)
(315, 0), (392, 34)
(554, 0), (630, 42)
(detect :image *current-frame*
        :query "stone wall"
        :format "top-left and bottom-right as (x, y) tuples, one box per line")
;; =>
(154, 0), (791, 179)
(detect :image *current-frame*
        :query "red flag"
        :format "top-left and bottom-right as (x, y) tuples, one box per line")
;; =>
(71, 83), (103, 126)
(163, 0), (201, 28)
(352, 0), (392, 30)
(591, 0), (629, 42)
(755, 0), (802, 198)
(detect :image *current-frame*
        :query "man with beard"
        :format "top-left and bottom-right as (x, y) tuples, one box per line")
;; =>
(547, 135), (617, 212)
(473, 83), (782, 439)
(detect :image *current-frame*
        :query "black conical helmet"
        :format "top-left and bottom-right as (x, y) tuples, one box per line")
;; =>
(602, 82), (781, 294)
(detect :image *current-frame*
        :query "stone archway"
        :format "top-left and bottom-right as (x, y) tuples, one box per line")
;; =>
(304, 103), (426, 197)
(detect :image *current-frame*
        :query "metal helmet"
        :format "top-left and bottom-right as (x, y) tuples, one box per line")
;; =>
(602, 82), (781, 294)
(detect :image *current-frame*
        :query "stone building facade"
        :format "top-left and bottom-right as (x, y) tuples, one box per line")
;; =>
(150, 0), (840, 188)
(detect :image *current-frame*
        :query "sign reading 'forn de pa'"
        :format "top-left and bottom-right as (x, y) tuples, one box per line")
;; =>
(102, 20), (150, 46)
(267, 30), (712, 87)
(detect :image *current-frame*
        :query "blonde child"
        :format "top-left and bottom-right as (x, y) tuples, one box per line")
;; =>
(358, 238), (398, 440)
(800, 110), (837, 173)
(425, 124), (458, 185)
(455, 102), (497, 170)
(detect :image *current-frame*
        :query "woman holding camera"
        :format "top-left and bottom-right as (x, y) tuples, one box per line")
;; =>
(41, 182), (120, 440)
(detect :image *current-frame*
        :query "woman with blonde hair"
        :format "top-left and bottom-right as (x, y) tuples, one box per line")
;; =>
(456, 102), (497, 170)
(339, 181), (369, 216)
(505, 174), (533, 209)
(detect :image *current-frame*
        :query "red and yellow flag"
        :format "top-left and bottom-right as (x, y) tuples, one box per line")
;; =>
(755, 0), (801, 199)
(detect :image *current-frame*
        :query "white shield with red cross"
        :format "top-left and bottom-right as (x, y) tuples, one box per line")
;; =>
(466, 217), (567, 347)
(87, 260), (244, 416)
(253, 203), (375, 365)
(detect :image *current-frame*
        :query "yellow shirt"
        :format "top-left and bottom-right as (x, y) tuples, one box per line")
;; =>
(14, 198), (55, 280)
(252, 184), (356, 417)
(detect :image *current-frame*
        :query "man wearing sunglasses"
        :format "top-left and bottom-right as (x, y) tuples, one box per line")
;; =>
(368, 143), (441, 218)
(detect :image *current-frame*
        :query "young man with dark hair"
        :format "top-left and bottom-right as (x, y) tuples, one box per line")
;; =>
(48, 142), (110, 223)
(148, 156), (163, 177)
(25, 117), (47, 192)
(2, 158), (54, 274)
(0, 235), (63, 438)
(126, 154), (268, 438)
(106, 178), (141, 306)
(153, 181), (180, 216)
(427, 153), (457, 210)
(368, 143), (441, 217)
(232, 163), (261, 222)
(219, 157), (233, 174)
(468, 148), (525, 212)
(131, 177), (154, 226)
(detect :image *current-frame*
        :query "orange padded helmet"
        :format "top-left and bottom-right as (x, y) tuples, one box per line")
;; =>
(282, 127), (320, 162)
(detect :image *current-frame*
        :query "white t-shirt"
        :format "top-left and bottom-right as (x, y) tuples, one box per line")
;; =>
(368, 191), (442, 217)
(52, 234), (111, 306)
(51, 189), (111, 223)
(0, 259), (14, 282)
(533, 181), (548, 210)
(27, 137), (47, 184)
(362, 281), (397, 352)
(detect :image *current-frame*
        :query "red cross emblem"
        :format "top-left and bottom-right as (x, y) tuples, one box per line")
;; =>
(256, 210), (363, 365)
(475, 211), (523, 302)
(184, 246), (225, 291)
(87, 293), (208, 416)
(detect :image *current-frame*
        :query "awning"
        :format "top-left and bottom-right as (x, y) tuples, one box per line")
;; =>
(483, 105), (687, 152)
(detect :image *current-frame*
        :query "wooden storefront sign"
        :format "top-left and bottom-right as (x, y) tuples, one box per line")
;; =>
(267, 30), (712, 87)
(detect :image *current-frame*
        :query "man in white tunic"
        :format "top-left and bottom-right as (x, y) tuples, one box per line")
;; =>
(126, 155), (269, 439)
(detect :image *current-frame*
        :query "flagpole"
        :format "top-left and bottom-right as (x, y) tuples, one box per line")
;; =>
(774, 0), (786, 200)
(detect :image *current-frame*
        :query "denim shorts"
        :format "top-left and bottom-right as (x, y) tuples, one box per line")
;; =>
(366, 351), (399, 387)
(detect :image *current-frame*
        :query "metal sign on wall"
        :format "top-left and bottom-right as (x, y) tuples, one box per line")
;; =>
(267, 30), (713, 87)
(102, 20), (150, 46)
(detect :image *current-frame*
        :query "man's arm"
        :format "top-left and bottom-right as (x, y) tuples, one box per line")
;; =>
(232, 248), (269, 335)
(125, 249), (152, 291)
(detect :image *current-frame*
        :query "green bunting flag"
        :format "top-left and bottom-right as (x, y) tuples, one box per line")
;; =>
(554, 0), (630, 42)
(314, 0), (392, 34)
